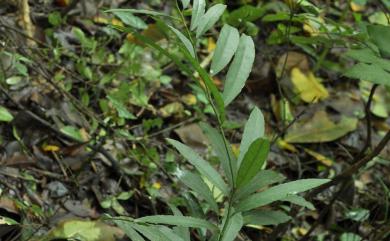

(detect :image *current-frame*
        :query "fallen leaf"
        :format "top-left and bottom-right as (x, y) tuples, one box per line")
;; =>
(46, 219), (123, 241)
(181, 94), (197, 105)
(42, 144), (60, 152)
(275, 52), (310, 78)
(290, 67), (329, 103)
(158, 102), (184, 118)
(285, 111), (358, 143)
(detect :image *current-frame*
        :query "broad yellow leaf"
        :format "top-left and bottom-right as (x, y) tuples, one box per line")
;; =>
(291, 68), (329, 103)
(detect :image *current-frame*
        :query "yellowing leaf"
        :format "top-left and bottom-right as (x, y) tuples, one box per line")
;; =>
(208, 37), (216, 52)
(285, 111), (358, 143)
(158, 102), (184, 118)
(291, 68), (329, 103)
(152, 182), (161, 190)
(304, 148), (333, 167)
(350, 2), (365, 12)
(181, 94), (197, 105)
(43, 145), (60, 152)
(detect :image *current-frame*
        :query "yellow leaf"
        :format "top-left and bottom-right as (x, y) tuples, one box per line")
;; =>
(181, 94), (197, 105)
(152, 182), (161, 190)
(208, 37), (216, 52)
(291, 68), (329, 103)
(304, 148), (333, 166)
(350, 2), (365, 12)
(43, 145), (60, 152)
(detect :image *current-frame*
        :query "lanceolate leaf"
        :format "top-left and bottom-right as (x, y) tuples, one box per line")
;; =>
(136, 215), (218, 231)
(167, 139), (229, 195)
(169, 26), (196, 58)
(114, 220), (145, 241)
(221, 212), (243, 241)
(281, 194), (315, 210)
(223, 34), (255, 106)
(190, 0), (206, 31)
(110, 11), (147, 29)
(130, 223), (171, 241)
(196, 4), (227, 38)
(237, 107), (264, 168)
(200, 123), (236, 186)
(236, 179), (330, 212)
(234, 170), (286, 201)
(158, 226), (186, 241)
(211, 25), (240, 75)
(243, 210), (291, 226)
(236, 138), (270, 188)
(178, 170), (219, 212)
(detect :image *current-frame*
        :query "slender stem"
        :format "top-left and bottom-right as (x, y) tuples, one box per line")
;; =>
(359, 84), (379, 156)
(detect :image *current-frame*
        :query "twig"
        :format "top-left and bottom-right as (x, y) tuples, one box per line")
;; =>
(359, 84), (379, 156)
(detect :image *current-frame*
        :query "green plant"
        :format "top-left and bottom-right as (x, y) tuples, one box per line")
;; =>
(106, 1), (329, 240)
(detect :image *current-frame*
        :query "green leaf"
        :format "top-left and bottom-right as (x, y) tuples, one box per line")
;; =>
(210, 25), (240, 76)
(108, 95), (136, 120)
(345, 62), (390, 87)
(169, 26), (195, 58)
(167, 204), (191, 241)
(167, 139), (228, 195)
(223, 34), (255, 106)
(196, 4), (227, 38)
(367, 24), (390, 58)
(234, 170), (286, 201)
(180, 0), (190, 9)
(0, 106), (14, 122)
(158, 226), (186, 241)
(200, 122), (236, 186)
(136, 215), (218, 231)
(130, 223), (171, 241)
(281, 194), (315, 210)
(111, 11), (148, 29)
(243, 210), (291, 226)
(340, 232), (362, 241)
(190, 0), (206, 31)
(237, 107), (264, 167)
(226, 5), (266, 26)
(346, 48), (390, 72)
(114, 220), (145, 241)
(236, 179), (330, 212)
(60, 126), (84, 142)
(221, 212), (243, 241)
(236, 138), (270, 188)
(178, 170), (219, 212)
